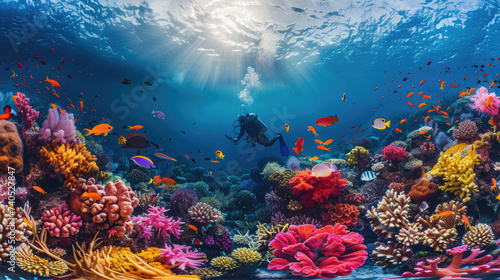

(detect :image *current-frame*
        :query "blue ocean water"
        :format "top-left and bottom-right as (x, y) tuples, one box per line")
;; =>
(3, 0), (500, 280)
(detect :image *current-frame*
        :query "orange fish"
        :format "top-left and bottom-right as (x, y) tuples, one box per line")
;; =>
(315, 115), (339, 127)
(420, 79), (426, 85)
(407, 92), (414, 98)
(424, 116), (430, 121)
(450, 84), (457, 88)
(462, 215), (473, 231)
(323, 139), (333, 146)
(128, 125), (144, 130)
(418, 91), (424, 96)
(486, 96), (494, 107)
(400, 118), (407, 124)
(314, 139), (324, 145)
(82, 192), (102, 200)
(459, 91), (470, 98)
(153, 176), (176, 187)
(44, 76), (60, 87)
(316, 145), (330, 151)
(470, 88), (476, 94)
(0, 105), (14, 120)
(51, 104), (58, 110)
(307, 126), (318, 137)
(188, 225), (198, 234)
(59, 109), (66, 115)
(440, 81), (446, 91)
(483, 73), (488, 78)
(375, 87), (378, 91)
(427, 109), (435, 113)
(489, 80), (497, 90)
(432, 211), (453, 220)
(418, 102), (427, 108)
(440, 111), (449, 116)
(407, 102), (414, 107)
(32, 186), (47, 195)
(211, 160), (220, 163)
(426, 134), (431, 140)
(446, 122), (451, 126)
(84, 124), (113, 136)
(79, 100), (84, 111)
(491, 178), (498, 192)
(394, 128), (402, 133)
(69, 104), (76, 109)
(419, 131), (429, 135)
(422, 95), (431, 99)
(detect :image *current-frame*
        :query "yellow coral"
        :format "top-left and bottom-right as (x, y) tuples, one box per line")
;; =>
(211, 256), (239, 271)
(430, 145), (481, 203)
(231, 248), (262, 264)
(40, 142), (99, 188)
(14, 244), (68, 276)
(347, 146), (369, 167)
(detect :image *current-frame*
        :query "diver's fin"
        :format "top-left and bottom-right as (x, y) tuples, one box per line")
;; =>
(279, 137), (290, 157)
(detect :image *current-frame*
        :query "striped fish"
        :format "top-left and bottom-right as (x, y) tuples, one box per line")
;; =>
(361, 171), (379, 181)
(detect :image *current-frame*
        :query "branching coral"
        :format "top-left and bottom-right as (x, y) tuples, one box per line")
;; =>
(67, 177), (139, 237)
(347, 146), (370, 168)
(421, 225), (458, 251)
(13, 243), (68, 276)
(368, 189), (410, 229)
(396, 223), (422, 247)
(408, 178), (438, 204)
(268, 224), (367, 278)
(41, 204), (82, 238)
(322, 203), (359, 225)
(14, 92), (39, 133)
(434, 200), (466, 228)
(188, 202), (224, 224)
(371, 241), (413, 268)
(288, 169), (348, 207)
(40, 142), (99, 188)
(430, 144), (481, 203)
(462, 224), (494, 249)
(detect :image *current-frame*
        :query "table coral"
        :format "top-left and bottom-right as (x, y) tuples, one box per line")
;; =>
(0, 120), (23, 172)
(288, 169), (348, 207)
(462, 223), (494, 249)
(67, 177), (139, 237)
(41, 204), (82, 238)
(430, 144), (481, 203)
(347, 146), (370, 168)
(408, 178), (438, 204)
(268, 224), (367, 278)
(14, 92), (39, 133)
(40, 142), (99, 189)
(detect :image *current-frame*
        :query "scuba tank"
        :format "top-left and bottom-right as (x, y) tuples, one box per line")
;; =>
(248, 113), (268, 133)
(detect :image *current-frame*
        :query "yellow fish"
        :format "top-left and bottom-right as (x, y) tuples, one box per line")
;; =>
(307, 126), (318, 137)
(215, 150), (225, 159)
(11, 71), (16, 79)
(285, 124), (290, 133)
(309, 156), (319, 161)
(83, 123), (113, 136)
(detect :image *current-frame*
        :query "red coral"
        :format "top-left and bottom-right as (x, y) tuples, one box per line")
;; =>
(341, 192), (366, 205)
(322, 203), (359, 226)
(288, 169), (348, 207)
(388, 182), (406, 193)
(420, 142), (436, 156)
(268, 224), (367, 278)
(383, 144), (407, 162)
(408, 178), (438, 204)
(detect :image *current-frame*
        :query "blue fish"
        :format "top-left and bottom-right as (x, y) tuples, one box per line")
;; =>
(131, 156), (156, 169)
(152, 110), (165, 120)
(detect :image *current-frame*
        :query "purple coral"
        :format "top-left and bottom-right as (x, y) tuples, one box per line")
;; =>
(170, 187), (198, 218)
(39, 108), (80, 144)
(159, 244), (206, 270)
(131, 205), (184, 239)
(215, 232), (232, 251)
(14, 92), (39, 133)
(470, 86), (500, 116)
(41, 204), (82, 238)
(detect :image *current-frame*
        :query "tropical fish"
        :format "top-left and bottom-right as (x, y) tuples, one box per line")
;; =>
(420, 79), (426, 85)
(108, 229), (117, 238)
(361, 171), (379, 181)
(440, 81), (446, 90)
(316, 145), (330, 151)
(23, 217), (32, 229)
(117, 136), (127, 144)
(82, 192), (102, 201)
(152, 110), (165, 119)
(285, 124), (290, 132)
(211, 160), (220, 163)
(83, 124), (113, 136)
(131, 156), (156, 169)
(293, 137), (304, 155)
(150, 194), (158, 200)
(372, 118), (391, 130)
(311, 162), (337, 177)
(315, 115), (339, 127)
(431, 211), (453, 220)
(486, 96), (494, 106)
(121, 132), (151, 154)
(44, 76), (60, 87)
(192, 238), (201, 245)
(127, 125), (144, 130)
(400, 118), (407, 124)
(407, 92), (414, 98)
(309, 156), (319, 161)
(188, 224), (198, 234)
(419, 201), (429, 212)
(342, 93), (346, 102)
(491, 178), (498, 192)
(395, 128), (402, 133)
(462, 214), (474, 231)
(418, 102), (427, 108)
(153, 176), (176, 187)
(33, 186), (47, 195)
(422, 95), (431, 99)
(0, 105), (14, 120)
(323, 139), (333, 146)
(407, 102), (414, 107)
(307, 126), (318, 137)
(424, 116), (430, 121)
(419, 131), (429, 135)
(154, 152), (177, 161)
(314, 139), (324, 145)
(215, 150), (225, 159)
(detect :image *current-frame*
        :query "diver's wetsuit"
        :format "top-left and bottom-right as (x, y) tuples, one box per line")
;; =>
(234, 114), (281, 147)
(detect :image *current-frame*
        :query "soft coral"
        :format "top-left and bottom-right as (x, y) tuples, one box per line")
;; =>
(288, 169), (348, 207)
(132, 205), (184, 239)
(159, 244), (206, 271)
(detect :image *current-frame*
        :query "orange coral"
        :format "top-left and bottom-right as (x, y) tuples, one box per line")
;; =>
(322, 203), (359, 225)
(40, 142), (98, 188)
(408, 178), (438, 204)
(288, 169), (348, 207)
(388, 182), (406, 193)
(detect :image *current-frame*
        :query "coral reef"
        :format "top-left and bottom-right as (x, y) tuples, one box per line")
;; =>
(383, 144), (407, 162)
(231, 247), (262, 264)
(452, 120), (479, 142)
(322, 203), (359, 225)
(288, 169), (348, 207)
(261, 162), (285, 179)
(132, 205), (184, 239)
(470, 86), (500, 116)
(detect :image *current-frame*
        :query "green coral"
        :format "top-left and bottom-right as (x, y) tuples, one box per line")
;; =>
(347, 146), (369, 167)
(430, 145), (481, 203)
(260, 162), (285, 179)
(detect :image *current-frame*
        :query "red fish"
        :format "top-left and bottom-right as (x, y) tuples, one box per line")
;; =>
(403, 78), (408, 81)
(0, 106), (13, 120)
(420, 80), (426, 85)
(150, 194), (158, 200)
(427, 61), (431, 65)
(40, 61), (47, 65)
(315, 115), (339, 127)
(293, 137), (304, 155)
(16, 63), (23, 68)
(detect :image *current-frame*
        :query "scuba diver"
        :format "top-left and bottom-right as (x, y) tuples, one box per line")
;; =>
(226, 113), (290, 157)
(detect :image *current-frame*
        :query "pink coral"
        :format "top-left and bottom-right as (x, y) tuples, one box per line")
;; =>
(288, 169), (348, 208)
(470, 86), (500, 116)
(383, 144), (407, 162)
(392, 244), (500, 278)
(39, 108), (80, 144)
(420, 142), (435, 156)
(14, 92), (39, 133)
(67, 177), (139, 237)
(131, 205), (184, 239)
(41, 204), (82, 238)
(268, 224), (367, 278)
(159, 244), (206, 271)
